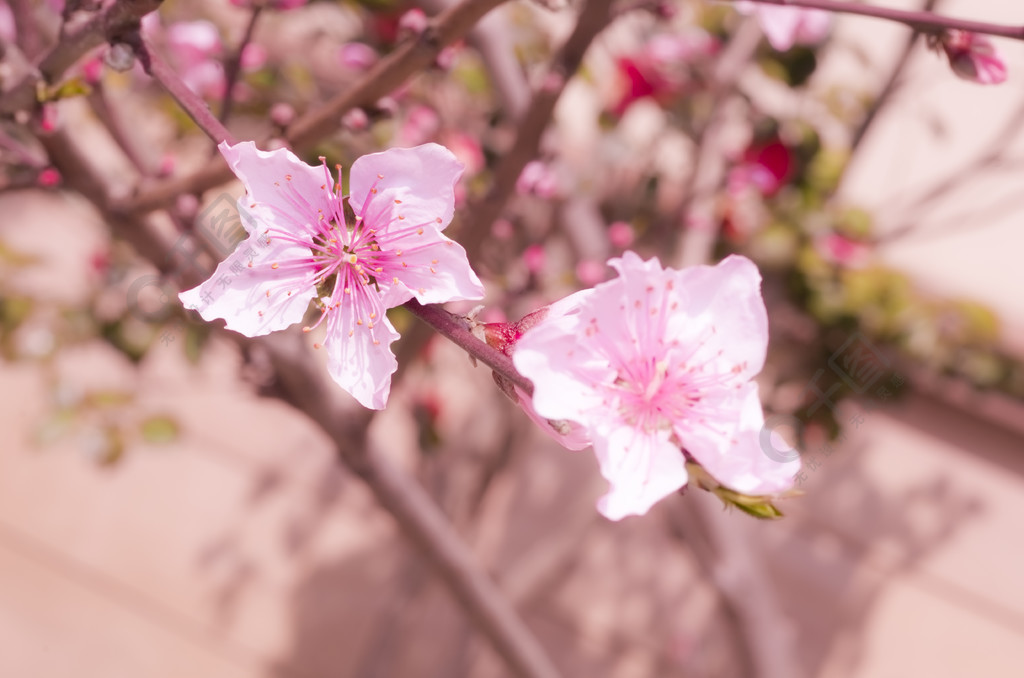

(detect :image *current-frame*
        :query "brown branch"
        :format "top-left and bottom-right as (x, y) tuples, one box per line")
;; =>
(112, 0), (510, 215)
(403, 300), (534, 395)
(41, 117), (560, 678)
(0, 0), (164, 116)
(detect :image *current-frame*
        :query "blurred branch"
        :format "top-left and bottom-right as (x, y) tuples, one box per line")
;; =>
(88, 83), (157, 176)
(42, 115), (559, 678)
(111, 0), (511, 215)
(844, 0), (940, 161)
(674, 18), (762, 268)
(726, 0), (1024, 39)
(0, 0), (163, 116)
(456, 0), (617, 259)
(218, 4), (263, 126)
(420, 0), (530, 120)
(669, 493), (804, 678)
(136, 36), (237, 145)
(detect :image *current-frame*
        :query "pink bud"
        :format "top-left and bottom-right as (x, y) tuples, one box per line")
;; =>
(491, 219), (515, 240)
(523, 244), (546, 275)
(435, 46), (457, 71)
(608, 221), (635, 249)
(37, 167), (61, 187)
(81, 56), (104, 84)
(516, 161), (560, 198)
(269, 102), (296, 127)
(338, 42), (378, 70)
(39, 104), (58, 133)
(398, 8), (428, 37)
(575, 259), (606, 286)
(938, 31), (1007, 85)
(397, 105), (439, 146)
(341, 107), (369, 131)
(240, 44), (267, 71)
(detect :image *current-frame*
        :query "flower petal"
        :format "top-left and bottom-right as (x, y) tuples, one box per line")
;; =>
(219, 141), (331, 239)
(179, 226), (317, 336)
(592, 423), (688, 520)
(349, 143), (463, 233)
(683, 383), (800, 495)
(380, 228), (485, 307)
(513, 385), (592, 451)
(323, 288), (400, 410)
(664, 254), (769, 382)
(513, 306), (615, 424)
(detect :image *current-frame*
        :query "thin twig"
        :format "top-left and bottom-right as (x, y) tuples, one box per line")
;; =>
(218, 4), (263, 125)
(724, 0), (1024, 40)
(455, 0), (618, 259)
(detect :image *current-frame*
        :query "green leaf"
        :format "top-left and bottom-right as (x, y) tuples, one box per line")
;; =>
(140, 415), (179, 444)
(39, 77), (93, 102)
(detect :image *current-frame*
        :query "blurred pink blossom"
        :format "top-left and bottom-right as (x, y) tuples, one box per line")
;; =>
(240, 43), (267, 71)
(815, 233), (871, 268)
(398, 105), (440, 147)
(608, 221), (635, 249)
(575, 259), (606, 286)
(610, 30), (717, 115)
(728, 138), (794, 198)
(0, 2), (16, 43)
(341, 108), (369, 131)
(516, 160), (560, 198)
(513, 252), (799, 520)
(491, 219), (515, 240)
(230, 0), (308, 9)
(165, 20), (226, 98)
(338, 42), (379, 71)
(180, 141), (484, 409)
(37, 167), (61, 187)
(522, 244), (546, 274)
(735, 2), (831, 52)
(936, 30), (1007, 84)
(398, 8), (428, 37)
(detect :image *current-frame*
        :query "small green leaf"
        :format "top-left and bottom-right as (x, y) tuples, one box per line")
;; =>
(39, 77), (92, 102)
(140, 415), (179, 444)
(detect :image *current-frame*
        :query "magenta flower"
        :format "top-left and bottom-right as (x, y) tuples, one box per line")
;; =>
(934, 30), (1007, 85)
(735, 2), (831, 52)
(512, 252), (799, 520)
(180, 141), (485, 409)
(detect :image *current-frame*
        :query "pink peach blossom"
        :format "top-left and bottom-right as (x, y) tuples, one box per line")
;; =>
(735, 2), (831, 52)
(512, 252), (799, 519)
(180, 141), (484, 409)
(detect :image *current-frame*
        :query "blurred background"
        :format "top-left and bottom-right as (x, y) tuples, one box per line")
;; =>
(1, 0), (1023, 676)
